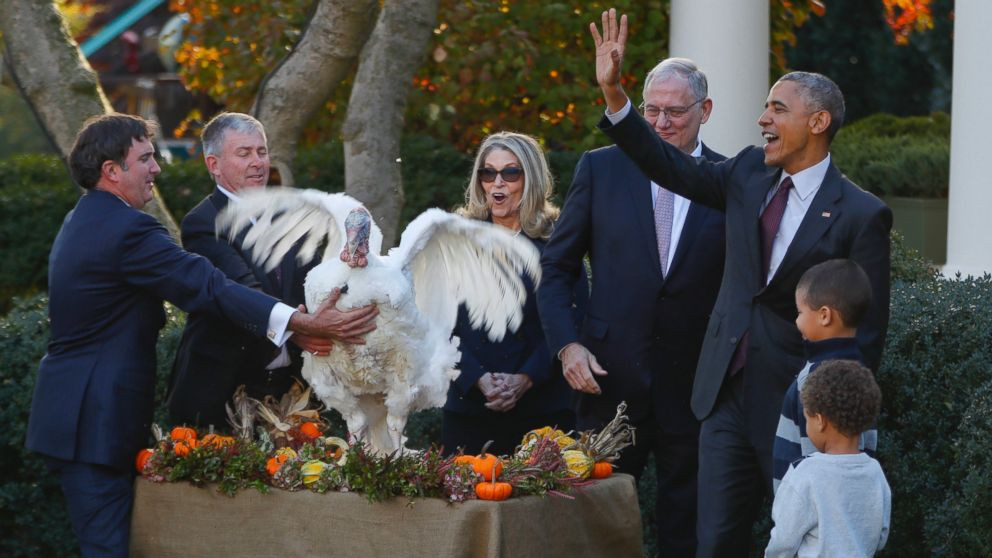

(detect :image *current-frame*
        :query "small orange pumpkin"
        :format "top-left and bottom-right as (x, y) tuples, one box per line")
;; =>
(591, 461), (613, 479)
(453, 455), (476, 467)
(170, 426), (197, 443)
(472, 453), (503, 481)
(299, 422), (322, 440)
(173, 441), (193, 457)
(266, 449), (296, 477)
(135, 448), (155, 473)
(470, 441), (503, 481)
(475, 481), (512, 501)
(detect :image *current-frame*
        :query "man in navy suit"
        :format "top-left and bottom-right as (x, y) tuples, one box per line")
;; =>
(538, 58), (725, 557)
(591, 11), (891, 557)
(168, 113), (327, 428)
(25, 114), (378, 557)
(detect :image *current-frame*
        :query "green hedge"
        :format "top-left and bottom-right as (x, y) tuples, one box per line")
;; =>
(831, 112), (950, 199)
(875, 269), (992, 557)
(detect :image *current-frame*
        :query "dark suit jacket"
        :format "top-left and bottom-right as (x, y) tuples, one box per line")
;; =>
(601, 111), (891, 441)
(26, 190), (276, 472)
(538, 144), (726, 432)
(445, 235), (587, 418)
(167, 189), (314, 427)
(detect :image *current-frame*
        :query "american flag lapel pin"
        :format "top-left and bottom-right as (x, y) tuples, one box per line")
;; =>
(821, 211), (831, 218)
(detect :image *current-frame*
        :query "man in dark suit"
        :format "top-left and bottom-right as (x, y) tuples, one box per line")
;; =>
(538, 58), (725, 557)
(168, 113), (324, 428)
(25, 114), (378, 557)
(590, 11), (891, 557)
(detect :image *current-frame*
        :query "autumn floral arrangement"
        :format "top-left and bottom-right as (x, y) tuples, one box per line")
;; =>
(137, 383), (634, 503)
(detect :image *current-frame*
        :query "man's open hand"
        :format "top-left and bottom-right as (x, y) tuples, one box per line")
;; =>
(289, 288), (378, 343)
(561, 342), (607, 394)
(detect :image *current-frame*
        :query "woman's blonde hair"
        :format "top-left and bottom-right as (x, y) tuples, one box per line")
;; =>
(457, 131), (559, 239)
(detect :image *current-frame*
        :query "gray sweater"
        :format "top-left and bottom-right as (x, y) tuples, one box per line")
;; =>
(765, 452), (891, 557)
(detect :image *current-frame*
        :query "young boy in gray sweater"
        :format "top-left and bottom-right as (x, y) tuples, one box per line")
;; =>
(765, 359), (891, 557)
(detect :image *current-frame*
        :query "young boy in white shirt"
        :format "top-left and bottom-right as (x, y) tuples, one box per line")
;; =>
(765, 359), (891, 557)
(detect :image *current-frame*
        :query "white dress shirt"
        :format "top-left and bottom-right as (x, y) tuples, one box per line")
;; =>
(760, 156), (830, 283)
(651, 141), (703, 272)
(217, 184), (295, 362)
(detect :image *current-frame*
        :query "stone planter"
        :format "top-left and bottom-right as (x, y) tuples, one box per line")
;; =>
(884, 196), (948, 264)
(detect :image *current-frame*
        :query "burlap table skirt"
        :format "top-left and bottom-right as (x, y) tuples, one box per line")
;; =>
(130, 473), (644, 557)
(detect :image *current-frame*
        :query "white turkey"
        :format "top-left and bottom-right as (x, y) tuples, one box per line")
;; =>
(216, 188), (540, 455)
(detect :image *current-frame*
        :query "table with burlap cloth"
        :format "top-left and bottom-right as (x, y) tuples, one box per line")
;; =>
(130, 473), (643, 557)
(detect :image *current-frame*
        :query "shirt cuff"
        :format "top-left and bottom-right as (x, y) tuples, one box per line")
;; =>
(605, 99), (632, 125)
(266, 302), (296, 346)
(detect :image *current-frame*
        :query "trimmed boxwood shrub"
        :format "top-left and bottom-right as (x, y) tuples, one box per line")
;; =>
(0, 156), (79, 313)
(831, 112), (950, 199)
(0, 296), (185, 557)
(875, 269), (992, 557)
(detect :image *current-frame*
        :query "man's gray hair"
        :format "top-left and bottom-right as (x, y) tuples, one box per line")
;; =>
(643, 57), (708, 102)
(776, 71), (846, 142)
(201, 112), (266, 156)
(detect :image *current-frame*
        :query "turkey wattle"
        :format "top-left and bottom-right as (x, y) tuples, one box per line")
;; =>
(216, 188), (540, 455)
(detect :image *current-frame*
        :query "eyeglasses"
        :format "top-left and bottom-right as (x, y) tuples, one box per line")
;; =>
(640, 97), (705, 120)
(477, 167), (524, 183)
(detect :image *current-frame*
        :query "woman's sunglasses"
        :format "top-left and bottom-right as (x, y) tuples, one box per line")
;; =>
(477, 167), (524, 183)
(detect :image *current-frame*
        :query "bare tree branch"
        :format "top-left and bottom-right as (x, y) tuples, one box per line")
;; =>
(251, 0), (379, 187)
(343, 0), (440, 247)
(0, 0), (179, 237)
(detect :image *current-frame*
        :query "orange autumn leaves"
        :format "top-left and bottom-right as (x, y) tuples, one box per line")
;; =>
(882, 0), (936, 44)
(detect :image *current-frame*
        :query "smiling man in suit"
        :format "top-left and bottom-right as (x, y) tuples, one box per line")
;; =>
(538, 57), (725, 557)
(590, 10), (891, 557)
(168, 112), (344, 428)
(26, 113), (378, 557)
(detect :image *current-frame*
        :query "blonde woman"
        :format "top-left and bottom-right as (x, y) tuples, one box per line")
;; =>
(442, 132), (587, 456)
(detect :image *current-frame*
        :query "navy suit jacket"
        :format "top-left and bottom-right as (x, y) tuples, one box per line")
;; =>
(26, 190), (277, 472)
(538, 144), (726, 432)
(601, 111), (891, 442)
(445, 235), (587, 418)
(167, 189), (315, 427)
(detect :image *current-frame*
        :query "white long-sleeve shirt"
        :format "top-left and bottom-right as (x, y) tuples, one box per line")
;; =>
(765, 452), (891, 558)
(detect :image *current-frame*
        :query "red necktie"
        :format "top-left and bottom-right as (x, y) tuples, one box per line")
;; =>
(727, 177), (794, 377)
(759, 177), (794, 284)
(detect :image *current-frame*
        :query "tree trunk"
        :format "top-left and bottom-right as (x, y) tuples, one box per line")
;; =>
(251, 0), (379, 187)
(342, 0), (439, 248)
(0, 0), (179, 237)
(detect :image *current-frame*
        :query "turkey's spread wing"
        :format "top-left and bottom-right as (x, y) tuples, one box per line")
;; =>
(215, 188), (345, 272)
(385, 209), (540, 342)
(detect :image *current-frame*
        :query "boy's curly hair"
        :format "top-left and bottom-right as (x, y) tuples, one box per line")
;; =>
(800, 359), (881, 437)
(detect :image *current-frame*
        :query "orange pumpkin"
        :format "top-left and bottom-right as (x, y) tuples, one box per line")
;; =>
(135, 448), (155, 473)
(299, 422), (322, 440)
(453, 455), (476, 467)
(472, 453), (503, 481)
(591, 461), (613, 479)
(475, 481), (512, 501)
(170, 426), (197, 443)
(265, 450), (295, 477)
(173, 441), (193, 457)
